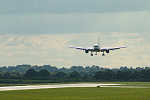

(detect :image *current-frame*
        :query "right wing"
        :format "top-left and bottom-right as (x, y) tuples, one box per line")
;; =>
(69, 46), (93, 51)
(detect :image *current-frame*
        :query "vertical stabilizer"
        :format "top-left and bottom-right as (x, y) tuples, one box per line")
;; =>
(98, 35), (100, 47)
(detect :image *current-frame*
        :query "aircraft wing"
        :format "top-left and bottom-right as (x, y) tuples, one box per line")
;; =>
(69, 46), (93, 51)
(101, 46), (127, 51)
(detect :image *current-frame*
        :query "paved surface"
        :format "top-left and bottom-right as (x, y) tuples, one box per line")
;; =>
(0, 83), (122, 91)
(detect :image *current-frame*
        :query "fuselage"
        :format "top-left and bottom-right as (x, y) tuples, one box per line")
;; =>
(93, 44), (100, 52)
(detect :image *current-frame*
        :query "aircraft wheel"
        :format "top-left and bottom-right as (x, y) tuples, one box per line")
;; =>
(102, 54), (105, 56)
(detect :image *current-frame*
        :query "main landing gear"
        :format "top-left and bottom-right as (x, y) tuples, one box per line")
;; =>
(102, 52), (105, 56)
(102, 54), (105, 56)
(91, 51), (93, 56)
(90, 51), (105, 56)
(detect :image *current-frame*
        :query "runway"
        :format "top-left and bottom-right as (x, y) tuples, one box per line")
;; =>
(0, 83), (122, 91)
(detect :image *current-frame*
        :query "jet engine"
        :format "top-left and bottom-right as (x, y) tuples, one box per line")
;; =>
(106, 50), (109, 53)
(85, 50), (89, 53)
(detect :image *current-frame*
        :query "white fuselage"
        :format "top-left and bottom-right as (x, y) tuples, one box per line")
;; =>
(93, 44), (100, 52)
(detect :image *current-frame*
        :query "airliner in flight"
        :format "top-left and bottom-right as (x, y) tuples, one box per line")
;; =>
(69, 36), (127, 56)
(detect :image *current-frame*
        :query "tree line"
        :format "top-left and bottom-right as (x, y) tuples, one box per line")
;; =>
(0, 65), (150, 83)
(0, 64), (149, 73)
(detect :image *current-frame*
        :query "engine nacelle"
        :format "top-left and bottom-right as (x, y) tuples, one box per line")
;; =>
(106, 50), (109, 53)
(85, 50), (89, 53)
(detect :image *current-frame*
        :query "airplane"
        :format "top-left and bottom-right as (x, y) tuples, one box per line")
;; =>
(69, 36), (127, 56)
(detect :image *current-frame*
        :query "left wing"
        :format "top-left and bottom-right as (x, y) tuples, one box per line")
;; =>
(101, 46), (127, 51)
(69, 46), (93, 51)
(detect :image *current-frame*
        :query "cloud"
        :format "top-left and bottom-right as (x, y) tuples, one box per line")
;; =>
(0, 34), (77, 67)
(0, 34), (72, 49)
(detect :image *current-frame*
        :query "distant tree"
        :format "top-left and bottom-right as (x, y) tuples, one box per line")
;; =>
(0, 72), (2, 78)
(93, 71), (104, 80)
(94, 70), (115, 81)
(24, 69), (38, 77)
(68, 71), (81, 78)
(145, 67), (150, 70)
(54, 71), (67, 78)
(114, 71), (122, 80)
(128, 71), (139, 81)
(59, 67), (68, 72)
(3, 72), (12, 78)
(39, 69), (51, 77)
(103, 70), (114, 80)
(139, 69), (150, 81)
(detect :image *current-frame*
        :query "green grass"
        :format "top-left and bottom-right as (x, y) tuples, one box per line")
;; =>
(0, 87), (150, 100)
(0, 82), (150, 100)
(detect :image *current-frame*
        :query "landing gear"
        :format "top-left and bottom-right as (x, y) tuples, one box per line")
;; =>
(91, 51), (93, 56)
(102, 52), (105, 56)
(95, 52), (97, 55)
(102, 54), (105, 56)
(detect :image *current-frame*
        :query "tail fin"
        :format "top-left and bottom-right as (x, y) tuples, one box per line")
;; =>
(98, 35), (100, 46)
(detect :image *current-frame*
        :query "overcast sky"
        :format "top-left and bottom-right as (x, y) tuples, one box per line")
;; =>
(0, 0), (150, 68)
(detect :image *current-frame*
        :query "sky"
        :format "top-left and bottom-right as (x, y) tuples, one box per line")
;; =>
(0, 0), (150, 68)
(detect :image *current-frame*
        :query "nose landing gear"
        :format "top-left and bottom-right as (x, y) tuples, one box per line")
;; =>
(95, 52), (97, 55)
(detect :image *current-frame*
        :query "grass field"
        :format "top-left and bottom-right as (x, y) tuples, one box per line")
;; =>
(0, 82), (150, 100)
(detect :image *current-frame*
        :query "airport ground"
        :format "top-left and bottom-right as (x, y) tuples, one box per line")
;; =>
(0, 82), (150, 100)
